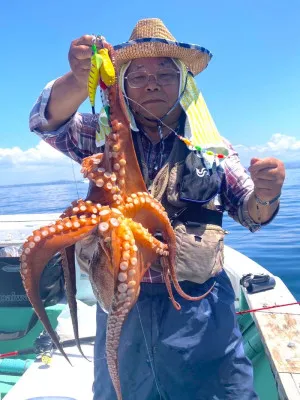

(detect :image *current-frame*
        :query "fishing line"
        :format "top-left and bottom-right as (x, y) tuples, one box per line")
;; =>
(123, 94), (181, 138)
(136, 302), (162, 399)
(70, 159), (80, 199)
(224, 228), (260, 246)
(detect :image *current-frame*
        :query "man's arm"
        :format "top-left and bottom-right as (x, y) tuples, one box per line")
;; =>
(29, 35), (104, 163)
(29, 78), (99, 164)
(221, 142), (284, 232)
(247, 157), (285, 224)
(43, 72), (88, 131)
(40, 35), (98, 132)
(247, 192), (279, 224)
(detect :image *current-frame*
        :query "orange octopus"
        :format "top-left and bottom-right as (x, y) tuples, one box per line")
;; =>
(20, 40), (212, 400)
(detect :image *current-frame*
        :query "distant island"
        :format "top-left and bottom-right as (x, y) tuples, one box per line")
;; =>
(0, 180), (84, 188)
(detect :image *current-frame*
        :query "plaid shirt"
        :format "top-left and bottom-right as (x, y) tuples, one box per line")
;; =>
(30, 79), (265, 283)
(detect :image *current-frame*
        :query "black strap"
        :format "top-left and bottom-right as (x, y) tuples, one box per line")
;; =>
(171, 206), (223, 227)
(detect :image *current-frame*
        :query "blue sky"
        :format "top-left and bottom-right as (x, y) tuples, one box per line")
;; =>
(0, 0), (299, 184)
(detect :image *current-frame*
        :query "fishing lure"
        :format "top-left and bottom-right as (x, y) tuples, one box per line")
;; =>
(88, 42), (116, 115)
(88, 44), (103, 114)
(98, 48), (116, 87)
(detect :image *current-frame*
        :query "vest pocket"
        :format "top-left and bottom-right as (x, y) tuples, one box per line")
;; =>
(173, 221), (225, 284)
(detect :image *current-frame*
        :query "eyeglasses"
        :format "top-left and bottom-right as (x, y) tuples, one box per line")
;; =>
(125, 68), (180, 89)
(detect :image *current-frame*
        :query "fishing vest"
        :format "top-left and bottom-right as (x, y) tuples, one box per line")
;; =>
(136, 135), (227, 284)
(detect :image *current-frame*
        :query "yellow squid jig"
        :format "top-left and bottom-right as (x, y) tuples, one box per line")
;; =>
(87, 41), (116, 115)
(88, 44), (103, 114)
(98, 48), (116, 87)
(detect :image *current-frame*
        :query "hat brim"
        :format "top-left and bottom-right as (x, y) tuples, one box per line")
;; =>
(113, 38), (212, 76)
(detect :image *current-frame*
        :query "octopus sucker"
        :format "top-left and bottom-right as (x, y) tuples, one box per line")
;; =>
(21, 40), (214, 400)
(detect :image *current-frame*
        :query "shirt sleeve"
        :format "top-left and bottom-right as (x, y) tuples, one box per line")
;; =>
(220, 138), (279, 232)
(29, 79), (100, 164)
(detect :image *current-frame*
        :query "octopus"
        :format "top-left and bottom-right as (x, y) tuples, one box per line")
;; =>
(20, 39), (213, 400)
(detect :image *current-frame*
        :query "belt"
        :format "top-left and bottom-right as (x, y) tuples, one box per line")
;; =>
(170, 206), (223, 227)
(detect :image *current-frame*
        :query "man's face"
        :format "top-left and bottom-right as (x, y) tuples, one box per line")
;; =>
(124, 57), (180, 121)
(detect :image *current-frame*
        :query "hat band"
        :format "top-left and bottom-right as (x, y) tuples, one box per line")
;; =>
(114, 37), (212, 57)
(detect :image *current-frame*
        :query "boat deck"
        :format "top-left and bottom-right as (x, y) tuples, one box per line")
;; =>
(226, 246), (300, 399)
(244, 278), (300, 399)
(3, 344), (94, 400)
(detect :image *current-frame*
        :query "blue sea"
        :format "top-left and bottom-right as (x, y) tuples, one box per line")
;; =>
(0, 169), (299, 299)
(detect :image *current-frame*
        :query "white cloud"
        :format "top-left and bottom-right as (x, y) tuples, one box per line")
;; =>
(266, 133), (300, 151)
(0, 141), (82, 185)
(0, 141), (67, 167)
(0, 134), (299, 186)
(234, 133), (300, 165)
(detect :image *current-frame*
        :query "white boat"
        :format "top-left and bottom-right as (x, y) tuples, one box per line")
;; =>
(0, 214), (299, 400)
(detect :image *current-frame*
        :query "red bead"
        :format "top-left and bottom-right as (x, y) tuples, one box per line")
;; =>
(217, 154), (225, 159)
(100, 80), (107, 90)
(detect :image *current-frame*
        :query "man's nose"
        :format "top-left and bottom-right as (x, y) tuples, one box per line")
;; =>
(146, 74), (160, 91)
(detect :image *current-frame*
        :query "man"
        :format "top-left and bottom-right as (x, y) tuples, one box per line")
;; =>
(30, 18), (285, 400)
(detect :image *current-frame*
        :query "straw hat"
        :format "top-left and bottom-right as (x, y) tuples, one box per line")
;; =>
(113, 18), (212, 76)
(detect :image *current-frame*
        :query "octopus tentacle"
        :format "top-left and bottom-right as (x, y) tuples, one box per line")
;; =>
(162, 263), (181, 310)
(60, 246), (89, 360)
(127, 219), (168, 256)
(81, 153), (104, 176)
(20, 213), (107, 362)
(106, 304), (125, 400)
(161, 256), (216, 302)
(107, 85), (147, 195)
(105, 222), (140, 400)
(60, 200), (103, 219)
(124, 192), (167, 218)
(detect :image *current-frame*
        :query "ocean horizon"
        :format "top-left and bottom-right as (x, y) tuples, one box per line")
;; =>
(1, 161), (299, 189)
